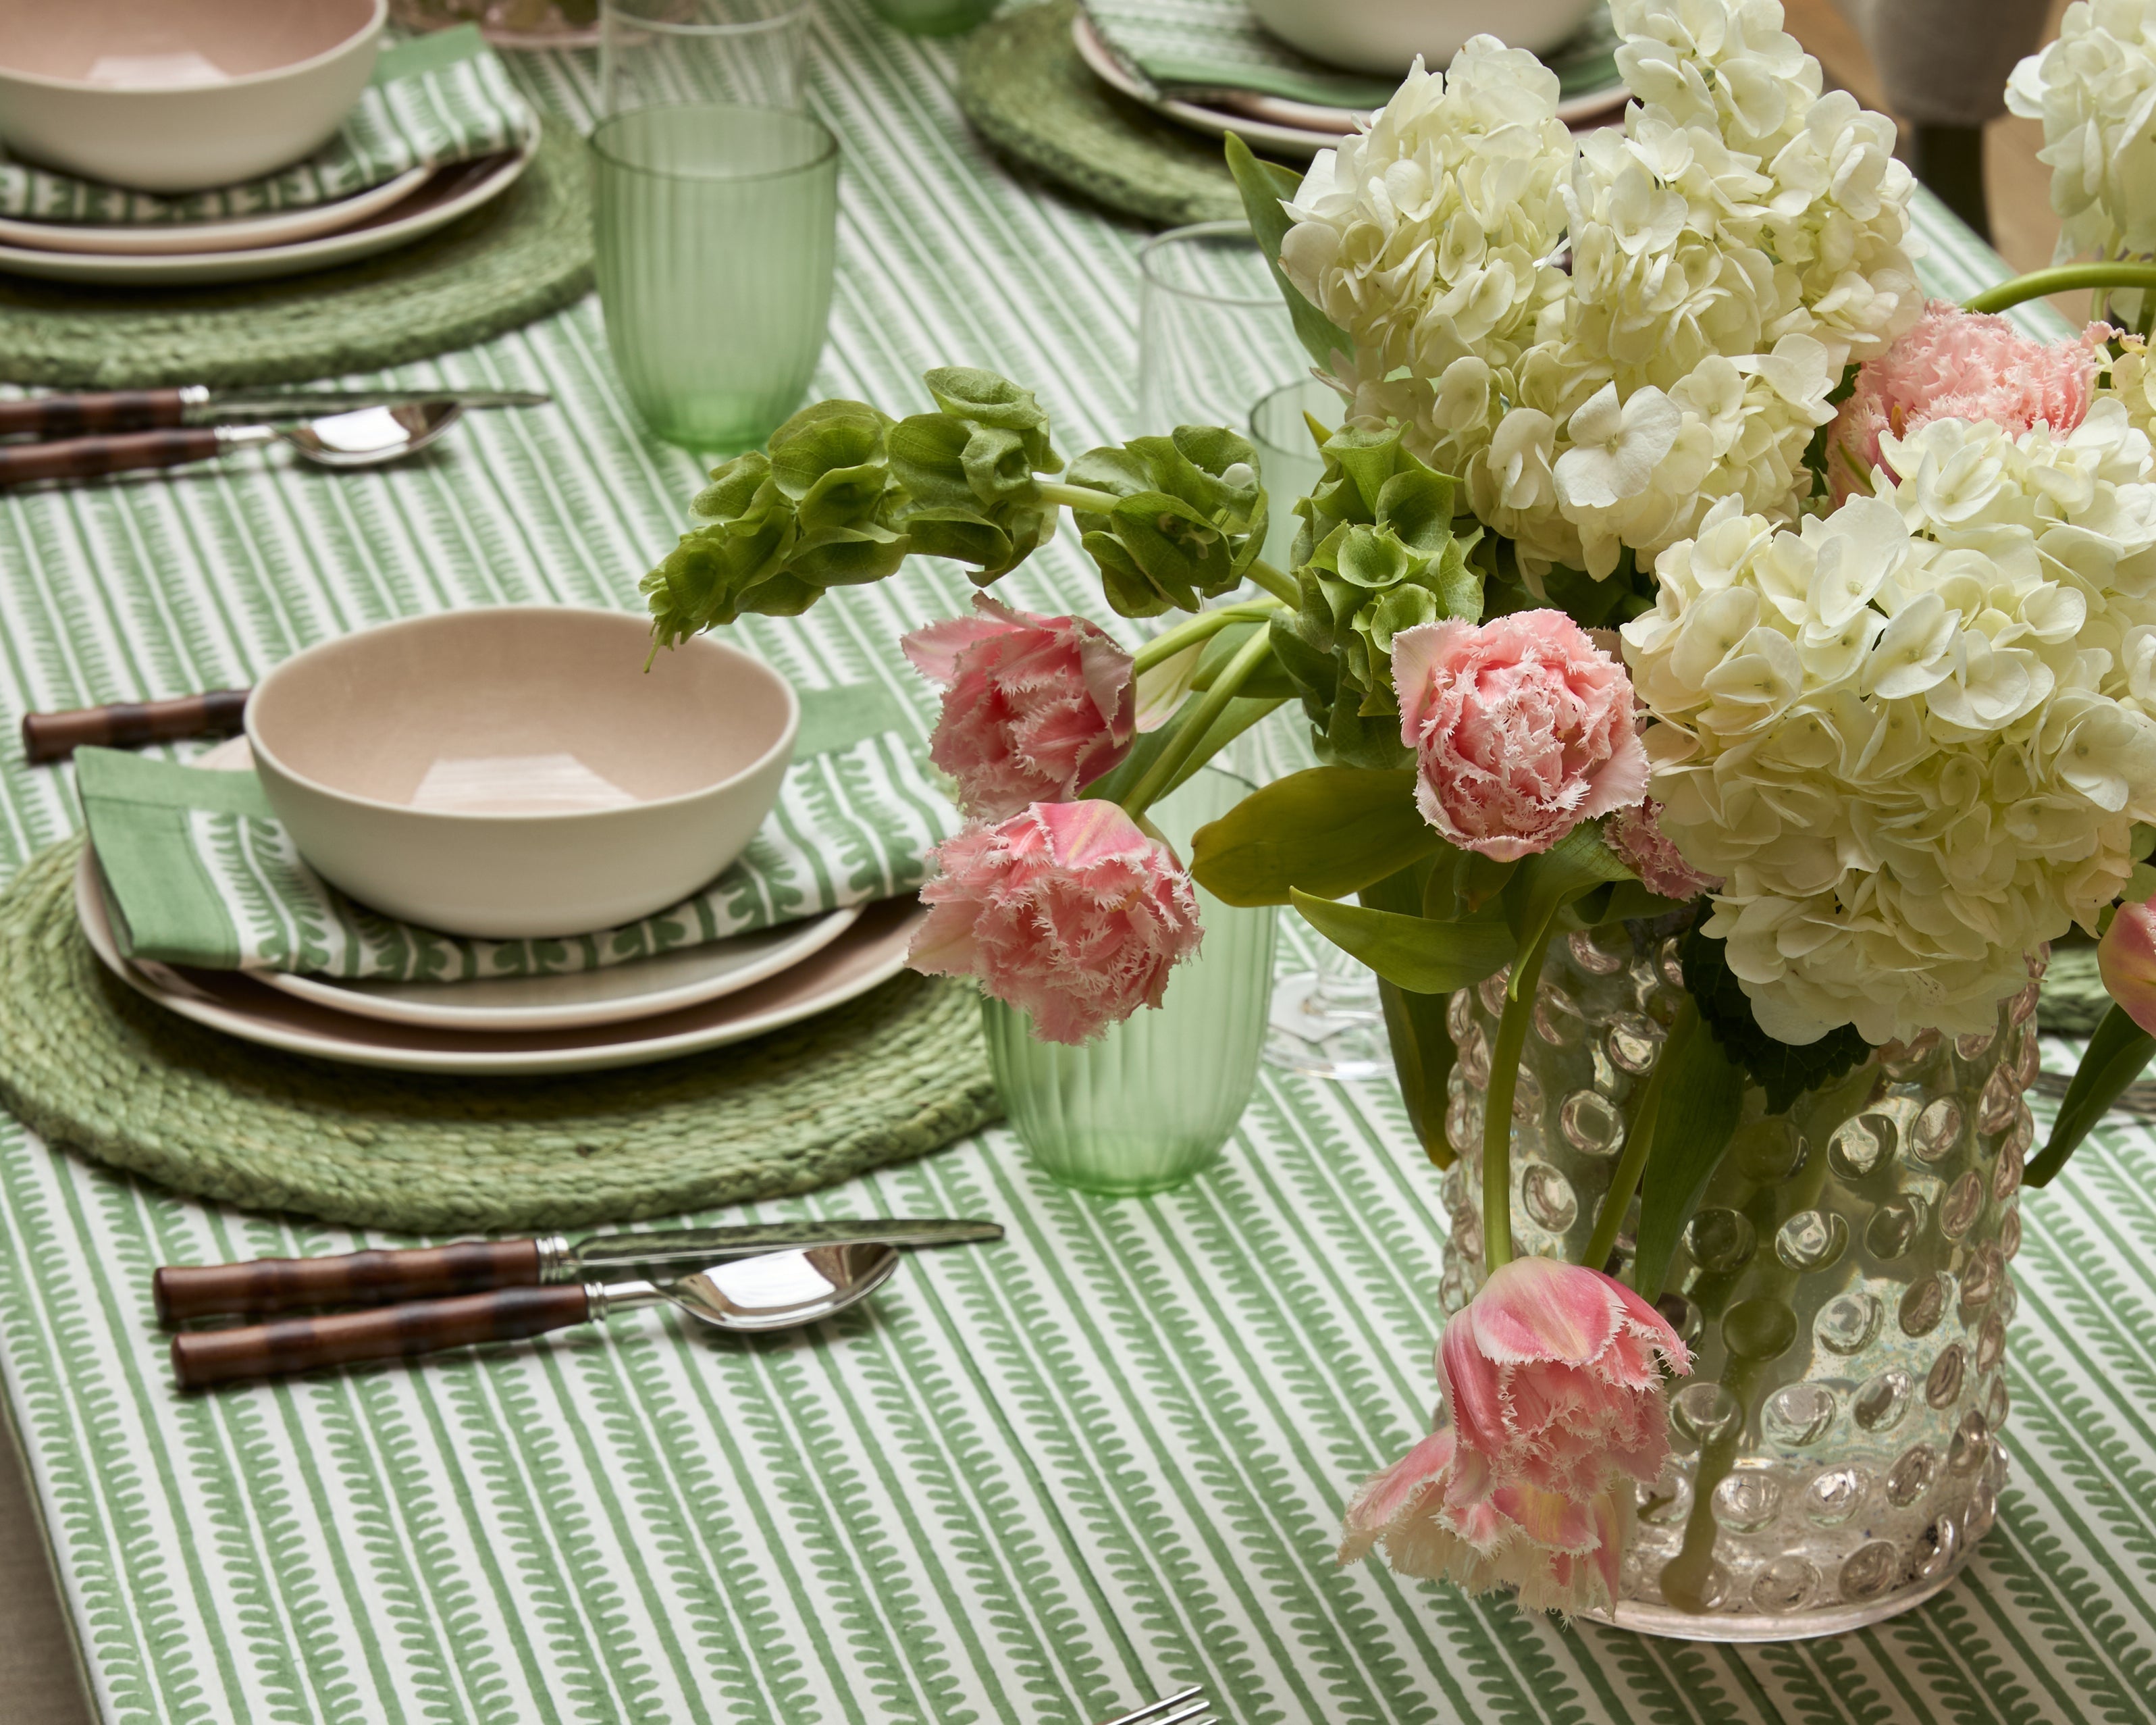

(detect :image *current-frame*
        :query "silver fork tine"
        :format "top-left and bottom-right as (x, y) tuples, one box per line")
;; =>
(1095, 1685), (1205, 1725)
(1153, 1701), (1214, 1725)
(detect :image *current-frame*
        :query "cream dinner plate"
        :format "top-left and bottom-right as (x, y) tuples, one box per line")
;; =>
(75, 844), (924, 1075)
(1070, 12), (1627, 158)
(0, 140), (533, 285)
(0, 165), (432, 256)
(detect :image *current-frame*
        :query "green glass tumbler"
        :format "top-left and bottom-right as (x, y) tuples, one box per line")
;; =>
(981, 769), (1278, 1197)
(865, 0), (999, 35)
(591, 103), (837, 453)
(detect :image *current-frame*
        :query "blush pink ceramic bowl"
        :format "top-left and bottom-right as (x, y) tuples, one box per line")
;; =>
(246, 607), (799, 939)
(0, 0), (386, 192)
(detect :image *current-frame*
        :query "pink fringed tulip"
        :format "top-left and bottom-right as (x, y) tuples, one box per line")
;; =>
(908, 800), (1202, 1044)
(2099, 898), (2156, 1036)
(1392, 611), (1648, 862)
(1340, 1257), (1690, 1617)
(902, 594), (1136, 821)
(1606, 798), (1721, 902)
(1828, 300), (2101, 504)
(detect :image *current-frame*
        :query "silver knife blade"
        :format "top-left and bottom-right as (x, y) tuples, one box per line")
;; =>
(193, 389), (550, 424)
(566, 1218), (1004, 1281)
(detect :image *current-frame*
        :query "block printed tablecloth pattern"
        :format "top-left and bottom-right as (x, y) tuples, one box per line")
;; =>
(0, 13), (2150, 1722)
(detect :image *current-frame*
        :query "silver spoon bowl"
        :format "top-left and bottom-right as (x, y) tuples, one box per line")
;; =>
(229, 400), (469, 469)
(593, 1241), (902, 1334)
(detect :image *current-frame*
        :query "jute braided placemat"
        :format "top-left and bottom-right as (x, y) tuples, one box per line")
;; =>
(955, 1), (1248, 229)
(0, 115), (592, 390)
(0, 840), (1000, 1231)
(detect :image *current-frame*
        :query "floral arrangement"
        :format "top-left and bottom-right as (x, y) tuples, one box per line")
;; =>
(638, 0), (2156, 1619)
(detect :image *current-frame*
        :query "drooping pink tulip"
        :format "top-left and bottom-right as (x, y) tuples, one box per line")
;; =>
(1339, 1257), (1689, 1617)
(1392, 611), (1649, 862)
(1606, 798), (1722, 902)
(902, 594), (1136, 821)
(1827, 300), (2101, 504)
(908, 799), (1203, 1044)
(2099, 898), (2156, 1036)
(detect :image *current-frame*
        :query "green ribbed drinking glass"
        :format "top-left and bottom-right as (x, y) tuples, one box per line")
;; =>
(981, 769), (1278, 1196)
(591, 103), (837, 453)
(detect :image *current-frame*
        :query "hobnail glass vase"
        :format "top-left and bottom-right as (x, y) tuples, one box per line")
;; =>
(982, 768), (1278, 1197)
(1435, 921), (2037, 1639)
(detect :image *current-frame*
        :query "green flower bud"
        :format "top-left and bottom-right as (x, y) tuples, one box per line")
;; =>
(888, 367), (1062, 582)
(1066, 425), (1267, 617)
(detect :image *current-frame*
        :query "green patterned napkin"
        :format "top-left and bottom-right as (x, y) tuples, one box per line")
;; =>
(0, 27), (535, 225)
(74, 683), (957, 982)
(1079, 0), (1621, 110)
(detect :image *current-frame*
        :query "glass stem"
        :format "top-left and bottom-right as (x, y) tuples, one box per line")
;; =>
(1579, 998), (1694, 1277)
(1480, 935), (1549, 1273)
(1122, 627), (1276, 822)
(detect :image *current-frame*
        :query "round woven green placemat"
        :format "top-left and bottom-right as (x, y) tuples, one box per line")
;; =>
(0, 115), (594, 390)
(955, 1), (1248, 228)
(0, 840), (1000, 1231)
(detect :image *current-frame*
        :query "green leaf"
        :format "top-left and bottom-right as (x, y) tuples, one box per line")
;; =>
(1631, 1014), (1747, 1302)
(2028, 1002), (2156, 1187)
(1501, 824), (1636, 952)
(1080, 690), (1277, 807)
(1190, 622), (1299, 698)
(1188, 767), (1439, 905)
(1068, 430), (1268, 617)
(1224, 134), (1352, 371)
(1681, 912), (1872, 1114)
(1290, 889), (1513, 995)
(1361, 860), (1455, 1165)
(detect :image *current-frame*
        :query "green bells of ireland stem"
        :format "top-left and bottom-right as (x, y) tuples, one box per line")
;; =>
(1063, 425), (1269, 617)
(1267, 421), (1485, 772)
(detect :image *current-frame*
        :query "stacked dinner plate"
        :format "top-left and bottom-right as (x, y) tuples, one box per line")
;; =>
(73, 739), (928, 1076)
(1069, 5), (1630, 157)
(0, 138), (537, 288)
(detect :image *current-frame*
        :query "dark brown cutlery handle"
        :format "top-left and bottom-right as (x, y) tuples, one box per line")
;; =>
(0, 427), (222, 485)
(170, 1285), (593, 1389)
(22, 686), (251, 765)
(0, 388), (190, 439)
(154, 1237), (546, 1325)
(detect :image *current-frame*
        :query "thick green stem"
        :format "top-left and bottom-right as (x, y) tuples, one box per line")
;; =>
(1121, 626), (1275, 822)
(1130, 597), (1282, 675)
(1035, 480), (1124, 513)
(1480, 935), (1550, 1272)
(1243, 557), (1300, 605)
(1962, 262), (2156, 315)
(1579, 999), (1695, 1275)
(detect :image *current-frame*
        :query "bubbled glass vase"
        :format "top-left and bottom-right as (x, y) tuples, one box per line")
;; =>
(1438, 922), (2038, 1640)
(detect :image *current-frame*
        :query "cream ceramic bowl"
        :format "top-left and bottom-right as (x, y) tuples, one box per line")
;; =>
(1248, 0), (1596, 77)
(0, 0), (386, 193)
(246, 608), (799, 939)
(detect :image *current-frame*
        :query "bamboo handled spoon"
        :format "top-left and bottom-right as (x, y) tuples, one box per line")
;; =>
(170, 1242), (901, 1390)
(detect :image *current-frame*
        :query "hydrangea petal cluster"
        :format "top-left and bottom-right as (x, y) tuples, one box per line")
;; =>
(1623, 410), (2156, 1044)
(1606, 798), (1721, 900)
(908, 800), (1202, 1045)
(2007, 0), (2156, 263)
(1339, 1258), (1690, 1618)
(902, 594), (1136, 821)
(1828, 301), (2102, 504)
(1393, 611), (1648, 860)
(1280, 0), (1920, 585)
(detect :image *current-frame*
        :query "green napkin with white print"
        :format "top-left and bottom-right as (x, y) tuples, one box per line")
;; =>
(74, 682), (957, 982)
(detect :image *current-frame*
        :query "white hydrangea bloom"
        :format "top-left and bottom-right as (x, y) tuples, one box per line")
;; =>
(1277, 0), (1922, 584)
(1623, 405), (2156, 1044)
(2006, 0), (2156, 262)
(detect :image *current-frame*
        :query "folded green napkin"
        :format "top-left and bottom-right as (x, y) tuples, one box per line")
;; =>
(75, 683), (959, 983)
(0, 28), (535, 226)
(1080, 0), (1620, 111)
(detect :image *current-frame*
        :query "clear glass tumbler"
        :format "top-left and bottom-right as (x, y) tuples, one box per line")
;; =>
(600, 0), (812, 112)
(981, 769), (1278, 1197)
(591, 104), (839, 453)
(1134, 220), (1308, 440)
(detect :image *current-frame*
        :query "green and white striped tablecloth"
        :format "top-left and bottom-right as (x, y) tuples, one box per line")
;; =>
(0, 11), (2143, 1722)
